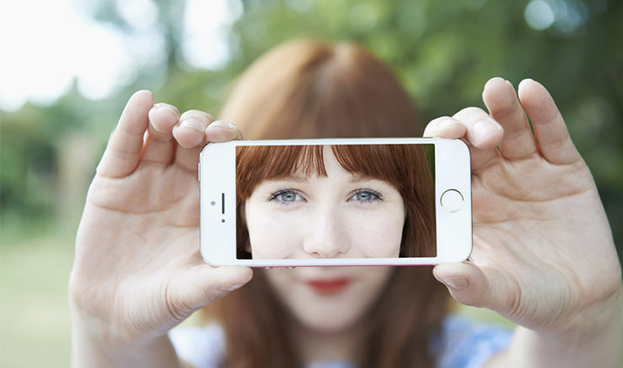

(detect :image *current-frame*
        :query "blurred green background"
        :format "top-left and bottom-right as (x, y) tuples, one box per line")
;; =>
(1, 0), (622, 367)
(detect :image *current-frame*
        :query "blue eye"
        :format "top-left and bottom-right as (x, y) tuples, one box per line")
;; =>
(350, 189), (382, 203)
(269, 190), (304, 203)
(278, 191), (298, 202)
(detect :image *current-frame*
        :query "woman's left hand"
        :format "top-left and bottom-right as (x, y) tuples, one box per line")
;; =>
(425, 78), (622, 338)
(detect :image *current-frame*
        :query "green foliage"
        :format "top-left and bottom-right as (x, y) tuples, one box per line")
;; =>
(1, 0), (622, 254)
(1, 84), (121, 222)
(225, 0), (623, 251)
(1, 107), (56, 218)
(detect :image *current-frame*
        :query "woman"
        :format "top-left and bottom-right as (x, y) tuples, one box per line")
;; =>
(69, 40), (622, 368)
(205, 41), (449, 367)
(205, 42), (449, 367)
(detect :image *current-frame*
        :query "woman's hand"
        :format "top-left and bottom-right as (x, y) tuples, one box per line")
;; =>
(425, 78), (622, 340)
(69, 91), (252, 359)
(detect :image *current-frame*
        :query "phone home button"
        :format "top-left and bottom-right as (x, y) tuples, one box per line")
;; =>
(441, 189), (464, 213)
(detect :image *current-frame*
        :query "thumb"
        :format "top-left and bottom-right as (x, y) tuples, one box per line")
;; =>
(172, 265), (253, 314)
(433, 262), (495, 309)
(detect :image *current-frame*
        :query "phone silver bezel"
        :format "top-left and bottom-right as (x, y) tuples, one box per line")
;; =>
(200, 138), (471, 267)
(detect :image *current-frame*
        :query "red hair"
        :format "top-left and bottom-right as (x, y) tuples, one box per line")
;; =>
(205, 40), (450, 368)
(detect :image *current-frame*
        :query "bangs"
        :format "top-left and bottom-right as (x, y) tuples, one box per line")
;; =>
(236, 144), (429, 200)
(236, 145), (325, 199)
(331, 145), (425, 191)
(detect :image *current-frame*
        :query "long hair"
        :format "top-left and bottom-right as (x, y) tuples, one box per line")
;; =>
(235, 144), (436, 258)
(206, 40), (450, 368)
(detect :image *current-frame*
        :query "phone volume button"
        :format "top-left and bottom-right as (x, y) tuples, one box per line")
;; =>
(198, 162), (201, 181)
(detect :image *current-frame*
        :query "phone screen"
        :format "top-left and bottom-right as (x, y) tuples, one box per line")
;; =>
(234, 144), (436, 260)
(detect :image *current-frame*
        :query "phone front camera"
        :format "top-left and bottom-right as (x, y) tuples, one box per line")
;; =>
(211, 201), (216, 206)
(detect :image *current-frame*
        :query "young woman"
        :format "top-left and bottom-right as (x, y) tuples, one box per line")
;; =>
(69, 41), (622, 368)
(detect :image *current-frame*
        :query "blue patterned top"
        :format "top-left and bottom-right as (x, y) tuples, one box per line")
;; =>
(169, 315), (512, 368)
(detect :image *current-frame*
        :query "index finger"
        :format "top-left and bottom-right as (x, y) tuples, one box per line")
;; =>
(425, 112), (504, 172)
(172, 120), (243, 173)
(518, 79), (582, 165)
(97, 90), (154, 178)
(205, 121), (243, 142)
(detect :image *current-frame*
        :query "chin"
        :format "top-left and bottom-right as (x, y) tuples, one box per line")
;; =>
(288, 293), (372, 334)
(295, 310), (363, 334)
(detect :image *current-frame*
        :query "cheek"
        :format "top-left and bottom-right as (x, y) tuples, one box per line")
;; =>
(346, 208), (405, 257)
(245, 207), (302, 259)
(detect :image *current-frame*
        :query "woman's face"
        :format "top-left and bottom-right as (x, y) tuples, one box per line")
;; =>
(245, 146), (406, 260)
(244, 146), (405, 332)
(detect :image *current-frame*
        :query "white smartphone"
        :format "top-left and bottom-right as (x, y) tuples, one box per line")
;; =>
(199, 138), (471, 267)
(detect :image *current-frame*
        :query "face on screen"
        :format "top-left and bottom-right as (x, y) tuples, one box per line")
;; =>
(237, 144), (436, 260)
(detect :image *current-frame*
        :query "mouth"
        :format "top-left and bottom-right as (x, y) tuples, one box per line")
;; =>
(306, 278), (351, 296)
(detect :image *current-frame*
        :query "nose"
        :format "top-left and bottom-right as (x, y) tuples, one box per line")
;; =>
(302, 207), (351, 258)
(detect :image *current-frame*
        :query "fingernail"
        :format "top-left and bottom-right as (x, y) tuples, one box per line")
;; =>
(209, 120), (236, 130)
(152, 103), (180, 117)
(224, 283), (246, 292)
(441, 276), (469, 290)
(180, 118), (204, 132)
(518, 78), (537, 89)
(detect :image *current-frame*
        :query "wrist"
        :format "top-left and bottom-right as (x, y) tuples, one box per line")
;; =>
(71, 319), (180, 368)
(70, 303), (181, 368)
(559, 283), (622, 344)
(508, 287), (622, 368)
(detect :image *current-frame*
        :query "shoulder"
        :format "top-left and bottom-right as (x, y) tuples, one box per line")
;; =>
(169, 316), (512, 368)
(435, 315), (513, 368)
(169, 323), (225, 368)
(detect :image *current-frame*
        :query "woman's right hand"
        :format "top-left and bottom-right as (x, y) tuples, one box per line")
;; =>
(69, 91), (252, 363)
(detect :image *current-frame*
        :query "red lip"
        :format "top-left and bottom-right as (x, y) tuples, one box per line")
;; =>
(307, 279), (351, 295)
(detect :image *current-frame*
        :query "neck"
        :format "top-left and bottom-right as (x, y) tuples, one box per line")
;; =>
(291, 320), (365, 364)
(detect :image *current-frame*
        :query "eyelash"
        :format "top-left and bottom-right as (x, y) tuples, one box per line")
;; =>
(268, 189), (305, 204)
(267, 188), (384, 204)
(349, 188), (383, 203)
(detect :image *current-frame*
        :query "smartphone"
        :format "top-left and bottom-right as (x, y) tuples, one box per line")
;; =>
(199, 138), (471, 267)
